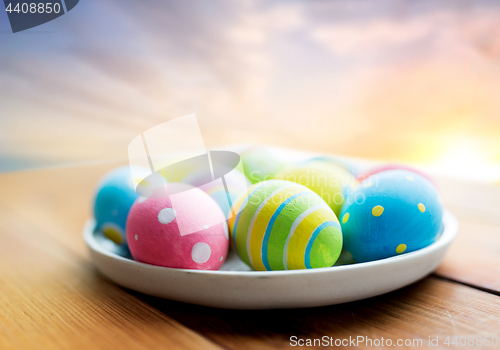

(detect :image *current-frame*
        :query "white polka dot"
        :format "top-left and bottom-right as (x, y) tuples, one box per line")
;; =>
(204, 225), (209, 230)
(138, 196), (148, 204)
(220, 256), (223, 261)
(134, 234), (138, 241)
(191, 242), (211, 264)
(158, 208), (176, 224)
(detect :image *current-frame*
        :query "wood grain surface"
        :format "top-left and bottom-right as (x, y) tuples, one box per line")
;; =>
(433, 177), (500, 293)
(0, 164), (499, 349)
(0, 202), (222, 350)
(140, 277), (500, 350)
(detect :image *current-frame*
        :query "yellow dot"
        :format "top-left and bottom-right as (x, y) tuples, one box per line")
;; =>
(103, 227), (124, 245)
(396, 244), (407, 254)
(363, 182), (372, 188)
(406, 176), (414, 181)
(372, 205), (384, 217)
(418, 203), (426, 212)
(342, 213), (350, 224)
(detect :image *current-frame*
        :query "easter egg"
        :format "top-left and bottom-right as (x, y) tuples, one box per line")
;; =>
(340, 170), (443, 263)
(93, 165), (152, 252)
(358, 163), (436, 186)
(228, 180), (343, 271)
(241, 147), (285, 184)
(304, 155), (361, 177)
(276, 160), (356, 217)
(126, 184), (229, 270)
(183, 168), (250, 217)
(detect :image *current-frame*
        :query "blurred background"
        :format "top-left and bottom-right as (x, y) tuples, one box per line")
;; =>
(1, 0), (499, 183)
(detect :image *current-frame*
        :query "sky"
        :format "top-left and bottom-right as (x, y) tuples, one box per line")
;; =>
(1, 0), (499, 181)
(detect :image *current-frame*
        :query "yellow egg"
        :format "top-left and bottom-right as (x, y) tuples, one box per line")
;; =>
(276, 160), (356, 217)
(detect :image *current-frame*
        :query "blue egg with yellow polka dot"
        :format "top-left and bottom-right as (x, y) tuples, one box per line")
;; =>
(340, 169), (443, 263)
(93, 165), (152, 255)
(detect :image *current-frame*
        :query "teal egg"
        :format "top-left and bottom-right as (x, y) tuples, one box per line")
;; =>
(93, 165), (151, 253)
(340, 170), (443, 263)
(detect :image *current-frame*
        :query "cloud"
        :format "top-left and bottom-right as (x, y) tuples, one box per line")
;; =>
(1, 0), (499, 171)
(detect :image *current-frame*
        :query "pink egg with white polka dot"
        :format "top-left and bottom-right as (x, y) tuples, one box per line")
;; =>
(126, 184), (229, 270)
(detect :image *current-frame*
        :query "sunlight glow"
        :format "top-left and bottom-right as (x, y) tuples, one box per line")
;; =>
(427, 137), (500, 183)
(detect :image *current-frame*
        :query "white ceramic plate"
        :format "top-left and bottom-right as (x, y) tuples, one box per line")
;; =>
(84, 210), (457, 310)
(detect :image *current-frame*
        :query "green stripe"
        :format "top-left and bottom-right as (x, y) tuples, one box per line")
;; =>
(262, 192), (310, 271)
(266, 194), (325, 270)
(307, 223), (342, 268)
(234, 180), (288, 267)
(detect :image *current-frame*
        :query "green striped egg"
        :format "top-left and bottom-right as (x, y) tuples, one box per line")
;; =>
(228, 180), (343, 271)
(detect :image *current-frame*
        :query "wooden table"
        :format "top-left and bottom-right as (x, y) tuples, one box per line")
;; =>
(1, 163), (499, 349)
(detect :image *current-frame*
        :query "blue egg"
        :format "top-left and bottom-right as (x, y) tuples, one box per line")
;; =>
(93, 165), (152, 252)
(340, 169), (443, 263)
